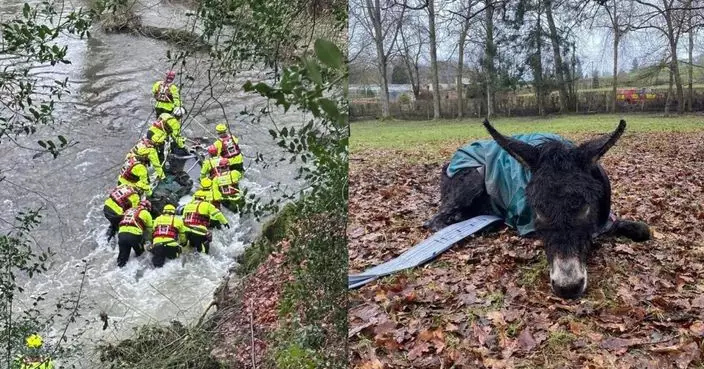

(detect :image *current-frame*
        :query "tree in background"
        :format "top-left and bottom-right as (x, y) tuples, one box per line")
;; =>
(397, 11), (427, 99)
(350, 0), (407, 119)
(592, 69), (600, 89)
(391, 64), (411, 84)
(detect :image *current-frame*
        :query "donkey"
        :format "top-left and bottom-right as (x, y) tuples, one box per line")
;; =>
(424, 119), (651, 299)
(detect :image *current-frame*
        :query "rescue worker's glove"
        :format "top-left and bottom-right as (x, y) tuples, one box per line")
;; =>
(157, 172), (166, 180)
(223, 223), (230, 229)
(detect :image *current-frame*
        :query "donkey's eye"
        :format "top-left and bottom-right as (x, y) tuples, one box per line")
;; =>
(578, 205), (591, 219)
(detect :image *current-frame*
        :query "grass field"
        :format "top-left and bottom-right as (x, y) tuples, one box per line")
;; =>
(350, 113), (704, 154)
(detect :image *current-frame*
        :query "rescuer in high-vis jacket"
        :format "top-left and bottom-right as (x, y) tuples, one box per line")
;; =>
(200, 156), (243, 210)
(212, 165), (243, 209)
(103, 185), (141, 242)
(181, 194), (229, 254)
(147, 112), (186, 164)
(15, 334), (54, 369)
(192, 177), (223, 208)
(125, 137), (165, 180)
(206, 123), (243, 172)
(117, 147), (152, 196)
(116, 199), (154, 267)
(150, 204), (189, 268)
(152, 70), (181, 116)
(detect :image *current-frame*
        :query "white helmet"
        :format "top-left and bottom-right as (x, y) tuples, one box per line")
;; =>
(173, 107), (186, 118)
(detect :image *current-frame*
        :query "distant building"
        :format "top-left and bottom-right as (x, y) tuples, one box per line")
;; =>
(349, 84), (415, 102)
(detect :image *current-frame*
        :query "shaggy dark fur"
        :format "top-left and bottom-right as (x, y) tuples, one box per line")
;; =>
(425, 119), (651, 299)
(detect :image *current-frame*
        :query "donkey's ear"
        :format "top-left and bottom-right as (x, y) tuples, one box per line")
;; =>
(483, 118), (539, 169)
(578, 119), (626, 163)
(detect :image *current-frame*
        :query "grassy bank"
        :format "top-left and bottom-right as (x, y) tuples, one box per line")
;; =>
(350, 113), (704, 154)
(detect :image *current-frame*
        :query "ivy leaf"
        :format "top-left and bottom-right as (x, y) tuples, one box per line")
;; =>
(314, 39), (343, 69)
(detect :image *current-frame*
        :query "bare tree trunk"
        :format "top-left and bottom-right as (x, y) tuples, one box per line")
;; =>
(399, 16), (423, 99)
(688, 0), (694, 111)
(665, 61), (674, 115)
(533, 4), (545, 116)
(664, 5), (684, 113)
(544, 0), (568, 112)
(457, 16), (471, 119)
(485, 3), (495, 118)
(611, 0), (619, 113)
(428, 0), (441, 119)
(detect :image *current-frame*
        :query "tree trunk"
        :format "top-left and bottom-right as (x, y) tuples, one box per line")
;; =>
(368, 0), (390, 118)
(428, 0), (441, 120)
(664, 6), (684, 113)
(457, 16), (471, 119)
(533, 5), (545, 116)
(544, 0), (568, 112)
(665, 61), (674, 115)
(485, 3), (495, 118)
(611, 0), (619, 113)
(688, 0), (694, 111)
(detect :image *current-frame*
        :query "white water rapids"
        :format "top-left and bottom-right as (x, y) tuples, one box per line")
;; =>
(0, 0), (307, 365)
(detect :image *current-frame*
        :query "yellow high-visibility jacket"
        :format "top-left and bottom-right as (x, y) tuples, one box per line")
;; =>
(152, 214), (188, 246)
(164, 116), (185, 149)
(181, 200), (228, 235)
(104, 185), (140, 215)
(152, 81), (181, 112)
(193, 185), (223, 205)
(213, 170), (242, 200)
(125, 140), (164, 179)
(210, 134), (243, 166)
(118, 158), (151, 196)
(200, 156), (231, 180)
(118, 206), (154, 237)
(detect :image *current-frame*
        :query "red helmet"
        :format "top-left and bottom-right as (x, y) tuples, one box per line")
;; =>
(207, 145), (218, 157)
(140, 199), (152, 210)
(165, 70), (176, 82)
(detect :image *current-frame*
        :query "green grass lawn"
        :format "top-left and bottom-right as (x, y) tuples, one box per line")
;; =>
(350, 113), (704, 153)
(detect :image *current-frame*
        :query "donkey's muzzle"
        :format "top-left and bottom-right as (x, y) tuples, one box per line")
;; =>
(549, 257), (587, 299)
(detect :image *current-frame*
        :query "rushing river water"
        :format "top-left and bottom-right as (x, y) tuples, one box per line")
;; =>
(0, 0), (306, 365)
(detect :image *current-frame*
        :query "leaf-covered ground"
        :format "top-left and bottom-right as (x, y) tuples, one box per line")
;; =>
(348, 131), (704, 368)
(211, 241), (291, 368)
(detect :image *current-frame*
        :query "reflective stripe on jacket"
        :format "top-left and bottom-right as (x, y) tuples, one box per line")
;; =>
(152, 214), (188, 245)
(181, 200), (227, 235)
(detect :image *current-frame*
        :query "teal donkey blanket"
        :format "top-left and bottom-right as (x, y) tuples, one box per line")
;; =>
(446, 133), (572, 236)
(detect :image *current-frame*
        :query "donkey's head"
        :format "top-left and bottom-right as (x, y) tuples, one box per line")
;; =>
(483, 119), (626, 299)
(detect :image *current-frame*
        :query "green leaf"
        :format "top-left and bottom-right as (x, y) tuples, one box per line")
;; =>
(268, 129), (278, 139)
(304, 58), (322, 85)
(314, 39), (343, 69)
(318, 98), (339, 119)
